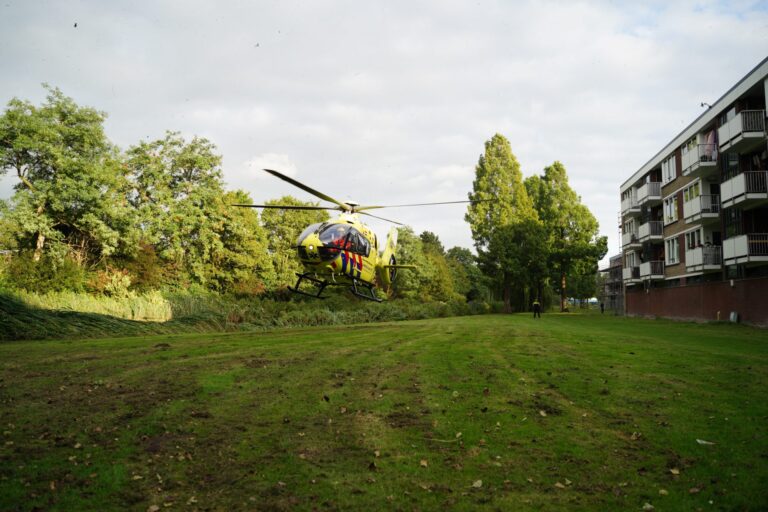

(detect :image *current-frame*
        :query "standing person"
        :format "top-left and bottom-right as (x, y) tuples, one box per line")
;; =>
(533, 299), (541, 319)
(600, 302), (605, 314)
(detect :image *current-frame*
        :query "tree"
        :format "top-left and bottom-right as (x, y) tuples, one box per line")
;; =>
(466, 134), (538, 311)
(419, 231), (445, 255)
(525, 161), (607, 311)
(0, 86), (135, 266)
(445, 246), (487, 301)
(260, 196), (329, 288)
(125, 131), (267, 289)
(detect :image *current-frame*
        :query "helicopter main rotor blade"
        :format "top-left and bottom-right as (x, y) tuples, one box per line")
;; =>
(231, 203), (340, 211)
(359, 211), (405, 226)
(263, 169), (352, 211)
(355, 199), (490, 211)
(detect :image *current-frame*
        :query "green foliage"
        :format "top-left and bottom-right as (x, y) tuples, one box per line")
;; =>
(466, 134), (538, 311)
(419, 230), (445, 255)
(4, 252), (86, 293)
(0, 86), (135, 265)
(525, 161), (608, 310)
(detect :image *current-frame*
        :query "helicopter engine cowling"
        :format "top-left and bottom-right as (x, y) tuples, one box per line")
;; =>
(377, 227), (399, 289)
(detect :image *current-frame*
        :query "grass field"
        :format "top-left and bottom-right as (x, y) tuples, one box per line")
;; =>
(1, 313), (767, 511)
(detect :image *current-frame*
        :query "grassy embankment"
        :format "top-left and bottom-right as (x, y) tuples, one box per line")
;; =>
(0, 289), (485, 341)
(1, 314), (766, 511)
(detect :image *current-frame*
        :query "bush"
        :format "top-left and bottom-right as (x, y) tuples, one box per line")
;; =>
(5, 253), (86, 293)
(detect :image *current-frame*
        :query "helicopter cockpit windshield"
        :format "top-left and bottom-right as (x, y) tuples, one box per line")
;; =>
(297, 223), (324, 245)
(319, 224), (351, 246)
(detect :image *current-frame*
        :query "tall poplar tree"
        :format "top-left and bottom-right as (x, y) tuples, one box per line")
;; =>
(466, 134), (539, 311)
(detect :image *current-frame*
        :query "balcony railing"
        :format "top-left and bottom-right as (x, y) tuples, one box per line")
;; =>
(622, 266), (640, 281)
(718, 110), (766, 150)
(721, 170), (768, 207)
(639, 260), (664, 278)
(621, 195), (639, 214)
(681, 144), (718, 175)
(724, 233), (768, 262)
(683, 194), (720, 220)
(638, 220), (663, 240)
(685, 245), (722, 269)
(637, 181), (662, 204)
(622, 230), (639, 247)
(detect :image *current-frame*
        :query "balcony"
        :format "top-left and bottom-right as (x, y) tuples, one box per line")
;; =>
(622, 266), (640, 284)
(681, 144), (718, 178)
(636, 181), (662, 205)
(720, 171), (768, 209)
(639, 260), (665, 280)
(621, 195), (640, 216)
(718, 110), (766, 153)
(683, 194), (721, 223)
(622, 230), (640, 249)
(723, 233), (768, 265)
(685, 245), (722, 273)
(638, 220), (663, 242)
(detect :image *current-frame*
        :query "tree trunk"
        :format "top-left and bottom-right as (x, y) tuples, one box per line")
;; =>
(33, 203), (45, 262)
(560, 271), (567, 312)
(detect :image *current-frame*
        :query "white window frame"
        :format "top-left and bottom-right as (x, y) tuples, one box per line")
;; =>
(683, 181), (701, 203)
(662, 155), (676, 185)
(665, 237), (679, 265)
(685, 229), (702, 250)
(664, 195), (678, 224)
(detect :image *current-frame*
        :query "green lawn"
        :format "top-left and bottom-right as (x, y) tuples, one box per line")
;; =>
(1, 313), (767, 511)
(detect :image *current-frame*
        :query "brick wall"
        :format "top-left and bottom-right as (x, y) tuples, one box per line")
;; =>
(626, 277), (768, 325)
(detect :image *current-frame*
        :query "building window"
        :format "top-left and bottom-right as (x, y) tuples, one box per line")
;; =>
(721, 153), (739, 181)
(664, 196), (678, 224)
(683, 182), (700, 203)
(662, 155), (676, 184)
(685, 229), (702, 249)
(666, 238), (679, 264)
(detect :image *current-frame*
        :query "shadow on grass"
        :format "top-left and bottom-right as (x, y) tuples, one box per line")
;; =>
(0, 292), (178, 341)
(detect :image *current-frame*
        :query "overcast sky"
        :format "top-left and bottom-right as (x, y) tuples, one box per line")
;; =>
(1, 1), (767, 263)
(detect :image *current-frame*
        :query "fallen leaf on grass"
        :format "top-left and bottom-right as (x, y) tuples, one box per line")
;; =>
(554, 482), (566, 489)
(658, 489), (668, 496)
(147, 506), (159, 512)
(374, 450), (380, 457)
(696, 439), (716, 445)
(642, 503), (654, 511)
(565, 478), (572, 486)
(539, 410), (547, 417)
(689, 487), (701, 494)
(669, 468), (680, 475)
(472, 480), (483, 488)
(420, 459), (428, 468)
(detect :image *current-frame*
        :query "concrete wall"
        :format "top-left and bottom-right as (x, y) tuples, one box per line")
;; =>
(626, 277), (768, 325)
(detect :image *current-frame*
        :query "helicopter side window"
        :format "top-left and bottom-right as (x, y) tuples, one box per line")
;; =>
(346, 229), (370, 257)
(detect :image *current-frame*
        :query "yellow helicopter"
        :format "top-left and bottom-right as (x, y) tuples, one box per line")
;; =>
(234, 169), (479, 302)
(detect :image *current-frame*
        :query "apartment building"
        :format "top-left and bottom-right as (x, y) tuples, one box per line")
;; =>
(620, 57), (768, 324)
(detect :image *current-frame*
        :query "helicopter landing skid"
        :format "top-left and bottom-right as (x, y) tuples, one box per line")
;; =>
(288, 273), (329, 299)
(350, 279), (382, 302)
